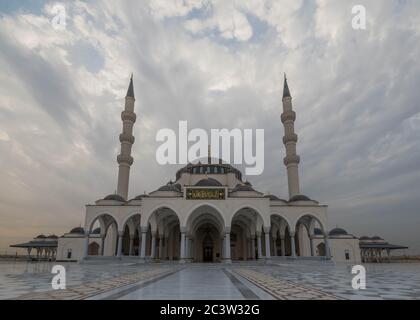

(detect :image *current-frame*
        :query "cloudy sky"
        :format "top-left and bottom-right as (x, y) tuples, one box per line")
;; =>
(0, 0), (419, 254)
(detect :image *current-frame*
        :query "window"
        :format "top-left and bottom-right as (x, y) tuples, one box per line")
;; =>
(345, 249), (350, 260)
(67, 249), (72, 259)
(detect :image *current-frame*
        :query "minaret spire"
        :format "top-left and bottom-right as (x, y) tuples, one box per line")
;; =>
(281, 75), (301, 198)
(116, 74), (137, 200)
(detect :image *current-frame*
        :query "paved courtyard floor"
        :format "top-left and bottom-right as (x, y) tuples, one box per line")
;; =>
(0, 260), (419, 300)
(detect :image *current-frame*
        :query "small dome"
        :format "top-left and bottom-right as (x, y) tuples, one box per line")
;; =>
(195, 178), (222, 187)
(103, 194), (126, 202)
(35, 234), (46, 239)
(371, 236), (383, 240)
(289, 194), (312, 202)
(70, 227), (85, 234)
(46, 235), (58, 239)
(158, 182), (182, 192)
(359, 236), (370, 240)
(329, 228), (348, 236)
(314, 228), (324, 235)
(92, 228), (101, 234)
(133, 193), (150, 200)
(232, 184), (255, 192)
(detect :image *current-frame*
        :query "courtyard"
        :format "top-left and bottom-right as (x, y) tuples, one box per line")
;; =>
(0, 260), (419, 300)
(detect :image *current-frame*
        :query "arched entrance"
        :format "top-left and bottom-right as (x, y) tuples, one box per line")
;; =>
(186, 205), (225, 262)
(231, 207), (264, 261)
(88, 213), (119, 257)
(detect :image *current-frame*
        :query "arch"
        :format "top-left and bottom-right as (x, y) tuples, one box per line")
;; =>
(270, 214), (292, 237)
(144, 203), (181, 226)
(87, 212), (119, 235)
(121, 212), (141, 233)
(230, 205), (266, 229)
(186, 204), (226, 233)
(293, 213), (326, 234)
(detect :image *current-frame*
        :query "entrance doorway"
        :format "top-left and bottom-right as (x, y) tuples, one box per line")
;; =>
(203, 234), (213, 262)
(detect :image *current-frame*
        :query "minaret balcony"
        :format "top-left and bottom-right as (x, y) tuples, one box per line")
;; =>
(283, 155), (300, 166)
(117, 154), (134, 165)
(121, 110), (137, 123)
(283, 134), (298, 144)
(281, 111), (296, 123)
(119, 133), (135, 144)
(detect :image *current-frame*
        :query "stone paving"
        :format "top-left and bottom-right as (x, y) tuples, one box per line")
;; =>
(14, 266), (180, 300)
(1, 260), (420, 300)
(231, 268), (342, 300)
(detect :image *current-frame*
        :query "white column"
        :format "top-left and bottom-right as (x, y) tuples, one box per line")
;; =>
(290, 232), (296, 259)
(224, 232), (231, 263)
(151, 234), (156, 259)
(140, 228), (147, 258)
(185, 236), (190, 260)
(180, 231), (186, 263)
(129, 237), (134, 256)
(100, 235), (105, 256)
(310, 235), (315, 256)
(280, 236), (285, 256)
(324, 234), (331, 259)
(116, 232), (123, 257)
(221, 237), (225, 260)
(83, 232), (89, 259)
(272, 237), (277, 257)
(257, 234), (262, 260)
(159, 236), (163, 259)
(264, 229), (271, 259)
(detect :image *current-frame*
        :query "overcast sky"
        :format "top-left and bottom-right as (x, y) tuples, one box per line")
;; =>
(0, 0), (419, 254)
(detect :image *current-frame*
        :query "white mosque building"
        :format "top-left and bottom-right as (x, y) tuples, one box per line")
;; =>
(56, 76), (362, 264)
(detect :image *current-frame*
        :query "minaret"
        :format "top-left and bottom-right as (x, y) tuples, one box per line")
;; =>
(116, 75), (137, 200)
(281, 74), (301, 198)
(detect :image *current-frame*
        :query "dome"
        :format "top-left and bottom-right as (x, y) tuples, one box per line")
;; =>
(35, 234), (46, 239)
(329, 228), (348, 236)
(133, 193), (150, 200)
(232, 184), (255, 192)
(158, 182), (182, 192)
(314, 228), (324, 236)
(103, 194), (126, 202)
(195, 178), (222, 187)
(289, 194), (312, 202)
(92, 228), (101, 234)
(70, 227), (85, 234)
(371, 236), (383, 240)
(46, 235), (58, 239)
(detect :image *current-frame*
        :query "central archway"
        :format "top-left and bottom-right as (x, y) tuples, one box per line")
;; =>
(186, 205), (225, 262)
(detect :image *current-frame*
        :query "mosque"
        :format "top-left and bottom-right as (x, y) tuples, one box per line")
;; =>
(47, 76), (364, 263)
(46, 75), (369, 264)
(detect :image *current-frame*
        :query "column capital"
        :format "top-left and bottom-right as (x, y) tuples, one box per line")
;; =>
(180, 226), (187, 234)
(289, 232), (296, 237)
(140, 226), (148, 233)
(263, 226), (271, 233)
(224, 227), (231, 234)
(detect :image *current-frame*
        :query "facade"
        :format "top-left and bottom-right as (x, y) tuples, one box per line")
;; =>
(57, 75), (362, 264)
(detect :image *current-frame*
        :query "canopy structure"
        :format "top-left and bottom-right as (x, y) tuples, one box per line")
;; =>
(359, 238), (408, 263)
(10, 237), (58, 260)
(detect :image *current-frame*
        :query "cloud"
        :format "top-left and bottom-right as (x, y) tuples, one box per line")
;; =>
(0, 0), (420, 254)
